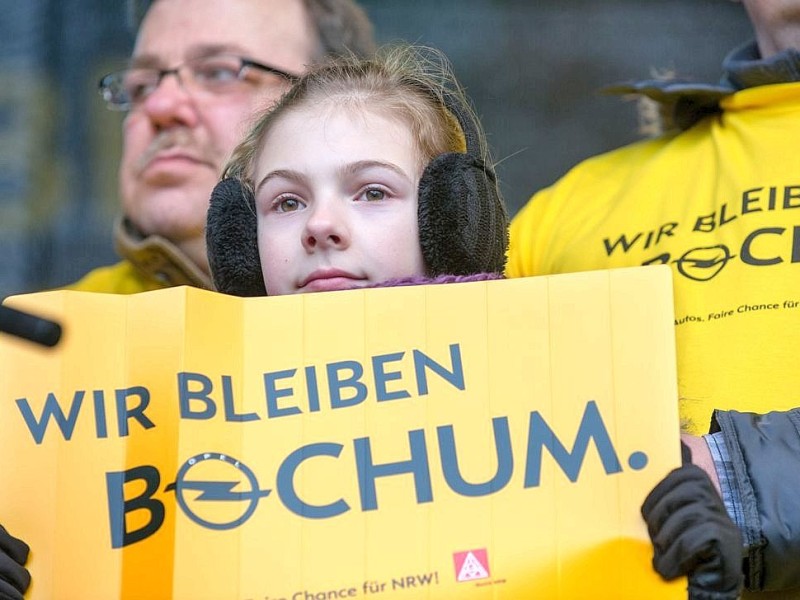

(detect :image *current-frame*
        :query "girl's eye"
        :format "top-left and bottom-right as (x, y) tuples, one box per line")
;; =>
(275, 197), (303, 212)
(362, 188), (386, 202)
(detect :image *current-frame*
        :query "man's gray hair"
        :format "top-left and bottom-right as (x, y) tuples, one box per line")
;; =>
(127, 0), (376, 59)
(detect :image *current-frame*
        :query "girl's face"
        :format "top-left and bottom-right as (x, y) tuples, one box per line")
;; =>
(253, 104), (427, 295)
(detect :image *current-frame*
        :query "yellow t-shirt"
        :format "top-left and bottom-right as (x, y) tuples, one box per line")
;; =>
(65, 260), (167, 294)
(508, 82), (800, 433)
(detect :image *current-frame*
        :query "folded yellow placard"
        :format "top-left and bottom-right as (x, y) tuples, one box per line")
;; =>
(0, 266), (684, 599)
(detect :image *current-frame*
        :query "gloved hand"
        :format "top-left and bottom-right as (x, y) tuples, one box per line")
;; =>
(0, 525), (30, 600)
(641, 443), (743, 600)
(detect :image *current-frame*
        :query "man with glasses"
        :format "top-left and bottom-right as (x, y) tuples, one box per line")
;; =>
(69, 0), (376, 293)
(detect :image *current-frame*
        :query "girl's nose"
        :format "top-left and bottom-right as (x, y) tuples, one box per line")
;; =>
(301, 200), (351, 252)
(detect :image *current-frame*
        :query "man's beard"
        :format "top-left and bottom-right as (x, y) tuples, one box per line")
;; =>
(134, 127), (219, 175)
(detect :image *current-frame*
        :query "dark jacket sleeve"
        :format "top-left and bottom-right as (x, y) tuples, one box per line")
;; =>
(710, 408), (800, 593)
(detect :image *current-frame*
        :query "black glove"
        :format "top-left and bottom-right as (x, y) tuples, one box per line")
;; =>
(641, 443), (743, 600)
(0, 525), (30, 600)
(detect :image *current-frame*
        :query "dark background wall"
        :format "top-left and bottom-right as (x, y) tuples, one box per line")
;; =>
(0, 0), (752, 296)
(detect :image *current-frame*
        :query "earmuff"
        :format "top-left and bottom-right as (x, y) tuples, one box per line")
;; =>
(416, 86), (508, 279)
(206, 177), (264, 296)
(206, 86), (508, 297)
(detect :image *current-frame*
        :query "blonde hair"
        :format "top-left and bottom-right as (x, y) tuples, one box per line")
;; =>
(224, 44), (488, 192)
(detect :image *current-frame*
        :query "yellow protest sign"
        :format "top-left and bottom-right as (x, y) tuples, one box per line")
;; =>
(0, 266), (684, 599)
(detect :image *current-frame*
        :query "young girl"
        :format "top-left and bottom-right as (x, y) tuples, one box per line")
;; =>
(0, 49), (508, 599)
(205, 45), (741, 599)
(205, 44), (508, 297)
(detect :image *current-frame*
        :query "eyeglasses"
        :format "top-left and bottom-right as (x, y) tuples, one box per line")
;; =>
(98, 53), (300, 111)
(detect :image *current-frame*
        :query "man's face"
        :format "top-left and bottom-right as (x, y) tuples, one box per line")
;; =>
(741, 0), (800, 57)
(119, 0), (317, 272)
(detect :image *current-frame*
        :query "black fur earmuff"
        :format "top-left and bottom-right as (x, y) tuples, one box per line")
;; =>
(206, 88), (508, 297)
(416, 87), (508, 278)
(206, 177), (265, 296)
